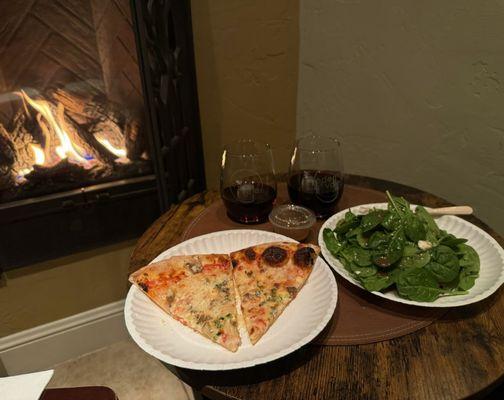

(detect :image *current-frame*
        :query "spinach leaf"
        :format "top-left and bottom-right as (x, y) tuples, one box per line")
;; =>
(338, 255), (352, 270)
(425, 261), (459, 283)
(335, 211), (360, 235)
(434, 245), (460, 266)
(353, 247), (373, 267)
(425, 230), (439, 246)
(399, 251), (431, 269)
(439, 276), (460, 291)
(439, 276), (469, 297)
(339, 256), (377, 278)
(368, 231), (389, 249)
(415, 205), (440, 235)
(386, 191), (410, 216)
(396, 268), (444, 302)
(323, 228), (343, 256)
(457, 243), (480, 291)
(342, 245), (372, 267)
(346, 226), (361, 238)
(425, 245), (460, 283)
(415, 206), (440, 246)
(340, 246), (355, 263)
(458, 272), (477, 291)
(381, 212), (401, 231)
(356, 230), (369, 248)
(372, 228), (405, 268)
(458, 243), (480, 271)
(389, 266), (405, 283)
(349, 263), (378, 278)
(385, 193), (421, 247)
(361, 210), (387, 233)
(442, 289), (469, 297)
(405, 215), (426, 242)
(403, 243), (419, 257)
(439, 232), (468, 249)
(416, 206), (441, 247)
(361, 274), (394, 291)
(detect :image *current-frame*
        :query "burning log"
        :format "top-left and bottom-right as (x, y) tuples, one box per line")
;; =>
(27, 158), (103, 186)
(124, 116), (145, 161)
(34, 110), (60, 166)
(0, 124), (15, 167)
(0, 88), (148, 202)
(0, 109), (37, 174)
(0, 124), (15, 190)
(18, 89), (131, 166)
(54, 102), (116, 166)
(52, 88), (112, 125)
(52, 88), (144, 160)
(1, 159), (104, 202)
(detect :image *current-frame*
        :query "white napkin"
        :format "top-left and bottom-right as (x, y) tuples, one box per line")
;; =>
(0, 370), (54, 400)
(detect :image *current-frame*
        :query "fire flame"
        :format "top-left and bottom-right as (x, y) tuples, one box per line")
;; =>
(13, 90), (130, 179)
(19, 90), (89, 164)
(96, 138), (127, 158)
(30, 144), (45, 165)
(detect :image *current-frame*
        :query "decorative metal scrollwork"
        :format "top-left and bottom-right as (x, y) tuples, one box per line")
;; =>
(131, 0), (205, 210)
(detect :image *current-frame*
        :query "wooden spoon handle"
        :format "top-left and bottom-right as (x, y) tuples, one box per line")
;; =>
(427, 206), (473, 216)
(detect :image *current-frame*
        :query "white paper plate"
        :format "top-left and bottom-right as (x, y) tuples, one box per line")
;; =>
(319, 203), (504, 307)
(125, 229), (338, 370)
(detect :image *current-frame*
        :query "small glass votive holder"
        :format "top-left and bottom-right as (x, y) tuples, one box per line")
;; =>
(268, 204), (316, 241)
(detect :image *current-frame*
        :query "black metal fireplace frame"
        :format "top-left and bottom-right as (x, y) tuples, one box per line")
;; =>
(0, 0), (205, 270)
(131, 0), (206, 211)
(0, 175), (159, 269)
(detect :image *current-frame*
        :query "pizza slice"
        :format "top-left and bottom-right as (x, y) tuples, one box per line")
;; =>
(129, 254), (241, 352)
(230, 242), (319, 345)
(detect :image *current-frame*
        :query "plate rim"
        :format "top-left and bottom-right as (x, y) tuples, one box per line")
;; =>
(125, 229), (338, 370)
(318, 203), (504, 308)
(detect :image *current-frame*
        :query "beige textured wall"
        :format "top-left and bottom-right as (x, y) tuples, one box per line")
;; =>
(191, 0), (299, 188)
(0, 241), (135, 337)
(298, 0), (504, 233)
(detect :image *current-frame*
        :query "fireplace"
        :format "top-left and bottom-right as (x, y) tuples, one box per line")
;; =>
(0, 0), (205, 269)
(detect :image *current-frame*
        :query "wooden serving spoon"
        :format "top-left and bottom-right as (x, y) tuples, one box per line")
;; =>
(426, 206), (473, 216)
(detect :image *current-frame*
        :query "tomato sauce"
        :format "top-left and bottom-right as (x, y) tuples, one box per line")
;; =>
(146, 271), (186, 288)
(202, 262), (229, 273)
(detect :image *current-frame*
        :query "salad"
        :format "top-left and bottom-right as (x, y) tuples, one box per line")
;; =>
(323, 192), (480, 302)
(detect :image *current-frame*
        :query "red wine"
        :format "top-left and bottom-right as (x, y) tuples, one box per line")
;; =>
(288, 170), (344, 218)
(221, 183), (276, 224)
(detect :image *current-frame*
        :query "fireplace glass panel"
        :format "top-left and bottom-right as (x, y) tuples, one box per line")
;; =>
(0, 0), (152, 203)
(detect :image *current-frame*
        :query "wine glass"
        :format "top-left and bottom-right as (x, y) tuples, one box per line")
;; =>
(220, 139), (277, 224)
(287, 135), (344, 218)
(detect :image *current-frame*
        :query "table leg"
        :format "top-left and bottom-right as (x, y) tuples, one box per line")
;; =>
(191, 389), (212, 400)
(161, 362), (211, 400)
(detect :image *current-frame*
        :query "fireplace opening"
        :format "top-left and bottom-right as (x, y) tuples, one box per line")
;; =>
(0, 87), (152, 203)
(0, 0), (155, 205)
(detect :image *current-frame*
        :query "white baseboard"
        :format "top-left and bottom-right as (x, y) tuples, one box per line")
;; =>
(0, 300), (128, 376)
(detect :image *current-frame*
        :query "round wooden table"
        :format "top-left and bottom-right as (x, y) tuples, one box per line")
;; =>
(129, 175), (504, 400)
